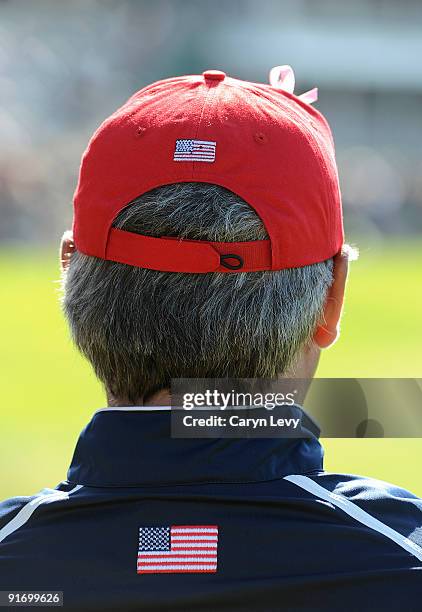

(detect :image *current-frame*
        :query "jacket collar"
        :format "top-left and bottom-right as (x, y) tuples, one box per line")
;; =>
(67, 407), (324, 487)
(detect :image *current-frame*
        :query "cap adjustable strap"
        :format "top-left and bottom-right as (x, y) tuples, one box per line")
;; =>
(105, 228), (272, 273)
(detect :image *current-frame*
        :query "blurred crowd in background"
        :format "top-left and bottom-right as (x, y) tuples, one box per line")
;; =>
(1, 0), (421, 247)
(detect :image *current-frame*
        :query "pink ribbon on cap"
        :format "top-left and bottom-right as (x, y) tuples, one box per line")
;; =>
(269, 65), (318, 104)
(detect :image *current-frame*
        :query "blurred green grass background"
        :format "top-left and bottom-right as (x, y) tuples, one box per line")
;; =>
(1, 240), (422, 500)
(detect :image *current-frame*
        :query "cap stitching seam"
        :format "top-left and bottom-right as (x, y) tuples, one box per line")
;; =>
(192, 81), (219, 179)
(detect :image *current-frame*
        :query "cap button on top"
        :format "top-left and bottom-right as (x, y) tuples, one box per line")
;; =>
(203, 69), (226, 82)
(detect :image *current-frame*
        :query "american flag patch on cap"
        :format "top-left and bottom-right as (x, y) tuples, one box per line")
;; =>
(137, 525), (218, 574)
(173, 139), (216, 162)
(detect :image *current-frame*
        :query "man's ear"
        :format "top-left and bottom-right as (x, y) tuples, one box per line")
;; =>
(60, 230), (75, 272)
(313, 251), (349, 349)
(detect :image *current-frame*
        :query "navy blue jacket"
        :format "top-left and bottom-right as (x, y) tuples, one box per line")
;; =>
(1, 407), (422, 611)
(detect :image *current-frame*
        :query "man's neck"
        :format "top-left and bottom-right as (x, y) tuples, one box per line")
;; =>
(107, 388), (171, 407)
(106, 345), (321, 408)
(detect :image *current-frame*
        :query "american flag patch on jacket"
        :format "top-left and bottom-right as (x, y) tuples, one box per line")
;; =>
(137, 525), (218, 573)
(173, 139), (216, 162)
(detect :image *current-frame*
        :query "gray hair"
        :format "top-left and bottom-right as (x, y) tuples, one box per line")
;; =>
(62, 183), (334, 403)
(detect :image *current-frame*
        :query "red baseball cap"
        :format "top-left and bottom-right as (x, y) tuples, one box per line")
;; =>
(73, 66), (343, 273)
